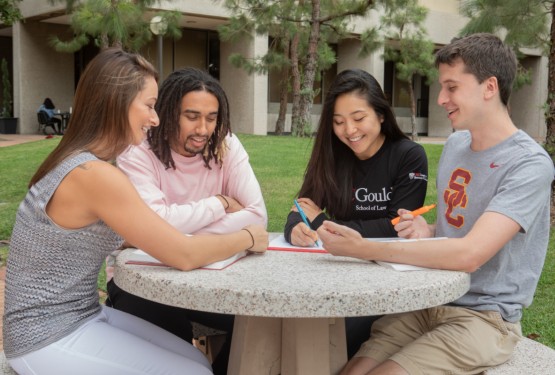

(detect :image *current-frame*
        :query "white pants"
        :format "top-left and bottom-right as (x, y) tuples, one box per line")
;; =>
(8, 305), (213, 375)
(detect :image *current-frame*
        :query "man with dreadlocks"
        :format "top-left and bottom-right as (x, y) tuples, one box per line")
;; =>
(106, 67), (267, 374)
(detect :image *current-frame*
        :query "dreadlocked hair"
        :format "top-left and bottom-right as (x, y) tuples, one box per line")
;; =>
(148, 68), (231, 170)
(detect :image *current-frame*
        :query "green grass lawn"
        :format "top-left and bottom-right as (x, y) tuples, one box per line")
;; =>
(0, 134), (553, 348)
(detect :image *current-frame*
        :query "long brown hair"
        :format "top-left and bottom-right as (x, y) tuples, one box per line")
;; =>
(30, 48), (158, 187)
(299, 69), (408, 219)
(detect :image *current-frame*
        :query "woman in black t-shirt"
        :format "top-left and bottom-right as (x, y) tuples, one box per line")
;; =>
(285, 69), (428, 246)
(284, 68), (429, 359)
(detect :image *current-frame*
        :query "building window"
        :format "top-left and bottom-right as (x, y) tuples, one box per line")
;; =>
(384, 60), (429, 117)
(174, 29), (220, 78)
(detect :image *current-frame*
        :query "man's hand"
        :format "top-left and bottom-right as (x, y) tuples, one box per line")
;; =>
(317, 221), (365, 257)
(393, 208), (434, 239)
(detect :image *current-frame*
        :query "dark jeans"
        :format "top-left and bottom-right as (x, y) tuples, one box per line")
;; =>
(50, 117), (62, 134)
(345, 315), (383, 359)
(107, 280), (234, 375)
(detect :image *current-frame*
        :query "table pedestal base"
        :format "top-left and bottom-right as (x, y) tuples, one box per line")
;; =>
(228, 316), (347, 375)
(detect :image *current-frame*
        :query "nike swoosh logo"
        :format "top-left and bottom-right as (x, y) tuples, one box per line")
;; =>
(490, 162), (499, 168)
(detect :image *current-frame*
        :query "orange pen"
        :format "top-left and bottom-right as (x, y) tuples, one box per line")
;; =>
(391, 203), (436, 225)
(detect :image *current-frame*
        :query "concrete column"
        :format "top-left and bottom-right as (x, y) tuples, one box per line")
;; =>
(427, 81), (453, 137)
(337, 39), (384, 87)
(13, 20), (74, 134)
(510, 55), (548, 141)
(220, 33), (268, 135)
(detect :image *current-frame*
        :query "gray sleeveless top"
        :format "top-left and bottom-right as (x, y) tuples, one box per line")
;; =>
(3, 152), (124, 358)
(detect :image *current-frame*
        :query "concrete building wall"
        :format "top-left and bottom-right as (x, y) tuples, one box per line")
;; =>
(156, 0), (228, 17)
(220, 34), (268, 135)
(6, 0), (550, 141)
(419, 0), (461, 14)
(510, 56), (549, 141)
(427, 81), (453, 137)
(337, 39), (384, 88)
(13, 21), (74, 134)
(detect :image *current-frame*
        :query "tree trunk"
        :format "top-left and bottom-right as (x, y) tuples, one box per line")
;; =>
(546, 3), (555, 212)
(545, 3), (555, 162)
(290, 31), (302, 135)
(275, 39), (291, 135)
(296, 0), (321, 137)
(407, 78), (418, 141)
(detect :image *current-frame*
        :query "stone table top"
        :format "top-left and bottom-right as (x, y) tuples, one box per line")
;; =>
(114, 239), (470, 318)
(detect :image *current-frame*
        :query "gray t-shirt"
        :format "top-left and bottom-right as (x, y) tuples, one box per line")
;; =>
(3, 152), (124, 358)
(436, 130), (553, 323)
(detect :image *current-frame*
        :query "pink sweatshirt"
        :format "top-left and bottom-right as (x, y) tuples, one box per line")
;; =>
(117, 134), (267, 234)
(105, 135), (267, 280)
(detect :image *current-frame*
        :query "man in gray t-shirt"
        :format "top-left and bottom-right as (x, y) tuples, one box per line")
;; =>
(437, 129), (550, 323)
(317, 33), (554, 375)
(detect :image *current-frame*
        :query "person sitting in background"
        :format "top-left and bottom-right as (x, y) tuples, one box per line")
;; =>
(37, 97), (62, 134)
(283, 68), (428, 358)
(107, 67), (267, 375)
(3, 47), (268, 375)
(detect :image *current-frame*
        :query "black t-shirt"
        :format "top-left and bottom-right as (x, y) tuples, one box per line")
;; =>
(284, 138), (428, 242)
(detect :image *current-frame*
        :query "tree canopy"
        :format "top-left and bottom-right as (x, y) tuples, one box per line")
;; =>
(47, 0), (182, 52)
(380, 0), (436, 140)
(219, 0), (377, 136)
(460, 0), (555, 160)
(0, 0), (22, 26)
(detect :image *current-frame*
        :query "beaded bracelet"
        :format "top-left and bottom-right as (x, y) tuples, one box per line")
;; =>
(216, 194), (230, 209)
(242, 228), (255, 250)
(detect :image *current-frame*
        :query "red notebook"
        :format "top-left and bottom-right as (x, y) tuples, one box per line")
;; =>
(267, 235), (328, 253)
(125, 249), (249, 270)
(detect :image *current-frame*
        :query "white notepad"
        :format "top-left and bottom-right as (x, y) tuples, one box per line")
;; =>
(125, 249), (248, 270)
(268, 235), (446, 271)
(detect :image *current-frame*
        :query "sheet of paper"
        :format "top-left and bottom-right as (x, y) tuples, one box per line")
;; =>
(200, 251), (248, 270)
(367, 237), (448, 271)
(267, 235), (447, 271)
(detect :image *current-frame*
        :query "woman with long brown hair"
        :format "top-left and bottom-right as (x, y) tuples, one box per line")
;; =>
(284, 68), (428, 358)
(3, 48), (267, 374)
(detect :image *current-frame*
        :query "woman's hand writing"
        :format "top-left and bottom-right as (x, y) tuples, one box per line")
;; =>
(290, 222), (319, 247)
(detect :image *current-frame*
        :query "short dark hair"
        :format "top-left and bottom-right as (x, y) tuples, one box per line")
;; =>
(435, 33), (517, 106)
(148, 68), (231, 170)
(43, 98), (55, 109)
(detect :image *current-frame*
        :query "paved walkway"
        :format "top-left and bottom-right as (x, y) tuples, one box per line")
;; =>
(0, 133), (446, 148)
(0, 134), (56, 147)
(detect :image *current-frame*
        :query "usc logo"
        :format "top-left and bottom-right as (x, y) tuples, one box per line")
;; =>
(443, 169), (471, 227)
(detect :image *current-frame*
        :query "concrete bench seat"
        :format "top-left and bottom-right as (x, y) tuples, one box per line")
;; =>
(1, 337), (554, 374)
(486, 337), (555, 374)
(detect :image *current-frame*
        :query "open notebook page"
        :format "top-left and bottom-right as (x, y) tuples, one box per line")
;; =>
(268, 235), (446, 271)
(125, 249), (248, 270)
